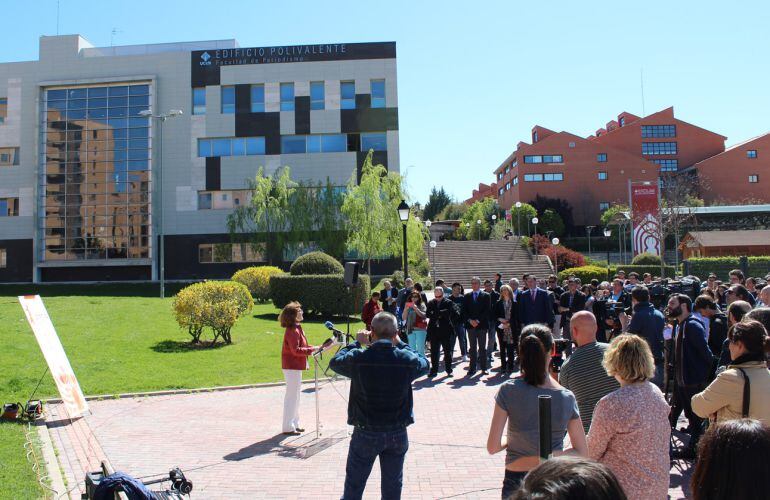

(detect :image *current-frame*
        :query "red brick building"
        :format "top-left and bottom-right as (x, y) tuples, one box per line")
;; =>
(692, 133), (770, 205)
(465, 181), (499, 204)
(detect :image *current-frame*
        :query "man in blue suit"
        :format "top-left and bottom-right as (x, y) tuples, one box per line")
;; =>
(518, 275), (555, 328)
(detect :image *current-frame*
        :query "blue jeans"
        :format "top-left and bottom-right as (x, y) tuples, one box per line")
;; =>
(407, 329), (427, 356)
(452, 323), (467, 356)
(342, 428), (409, 500)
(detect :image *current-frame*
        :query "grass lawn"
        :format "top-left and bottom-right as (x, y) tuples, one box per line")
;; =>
(0, 283), (363, 499)
(0, 422), (46, 499)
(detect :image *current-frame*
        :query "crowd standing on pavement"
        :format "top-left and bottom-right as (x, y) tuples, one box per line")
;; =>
(304, 267), (770, 499)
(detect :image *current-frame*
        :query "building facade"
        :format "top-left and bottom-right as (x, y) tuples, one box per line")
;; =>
(0, 35), (399, 283)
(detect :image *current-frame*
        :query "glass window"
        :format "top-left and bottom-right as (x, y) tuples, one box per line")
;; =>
(747, 150), (758, 158)
(597, 153), (607, 162)
(0, 147), (19, 166)
(532, 131), (538, 143)
(221, 86), (235, 114)
(231, 138), (245, 156)
(310, 82), (325, 110)
(281, 135), (306, 154)
(322, 134), (347, 152)
(129, 84), (149, 95)
(246, 137), (265, 155)
(598, 171), (608, 180)
(108, 86), (128, 97)
(193, 87), (206, 115)
(212, 138), (231, 156)
(0, 199), (6, 216)
(250, 84), (265, 113)
(652, 159), (678, 172)
(361, 132), (387, 151)
(642, 142), (677, 155)
(505, 182), (511, 190)
(599, 202), (610, 211)
(341, 81), (356, 109)
(47, 89), (67, 100)
(641, 125), (676, 138)
(619, 117), (625, 127)
(280, 83), (295, 111)
(749, 174), (759, 183)
(0, 248), (5, 268)
(307, 135), (321, 153)
(498, 187), (504, 195)
(198, 192), (212, 209)
(371, 79), (385, 108)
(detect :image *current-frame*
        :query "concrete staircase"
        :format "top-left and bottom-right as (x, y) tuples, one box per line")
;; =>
(424, 238), (554, 289)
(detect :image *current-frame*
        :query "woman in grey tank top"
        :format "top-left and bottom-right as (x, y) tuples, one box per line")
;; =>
(486, 324), (587, 499)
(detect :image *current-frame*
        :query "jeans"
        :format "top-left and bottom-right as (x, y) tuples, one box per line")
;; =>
(429, 335), (453, 375)
(467, 327), (487, 372)
(407, 329), (427, 356)
(342, 428), (409, 500)
(501, 470), (527, 499)
(652, 361), (664, 389)
(670, 383), (705, 451)
(452, 323), (467, 357)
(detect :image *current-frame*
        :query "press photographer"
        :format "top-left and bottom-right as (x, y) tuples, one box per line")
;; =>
(626, 286), (666, 388)
(595, 279), (631, 341)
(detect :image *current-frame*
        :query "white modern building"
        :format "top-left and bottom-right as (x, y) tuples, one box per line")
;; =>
(0, 35), (399, 282)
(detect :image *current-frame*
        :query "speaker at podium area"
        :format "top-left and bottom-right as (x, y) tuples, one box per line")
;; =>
(344, 262), (360, 287)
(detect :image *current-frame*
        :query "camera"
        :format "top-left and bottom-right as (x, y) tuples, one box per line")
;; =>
(550, 339), (572, 373)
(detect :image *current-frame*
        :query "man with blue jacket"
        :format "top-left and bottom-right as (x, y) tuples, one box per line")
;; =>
(626, 286), (666, 387)
(329, 311), (429, 499)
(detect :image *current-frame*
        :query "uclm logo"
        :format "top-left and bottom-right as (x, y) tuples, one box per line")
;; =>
(200, 52), (212, 66)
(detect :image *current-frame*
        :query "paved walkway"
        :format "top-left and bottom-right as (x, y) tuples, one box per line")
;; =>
(45, 355), (693, 499)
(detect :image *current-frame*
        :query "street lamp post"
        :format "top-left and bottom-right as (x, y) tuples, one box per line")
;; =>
(604, 227), (612, 280)
(586, 225), (595, 259)
(476, 219), (482, 241)
(515, 201), (522, 237)
(139, 108), (183, 299)
(465, 222), (470, 241)
(532, 217), (539, 254)
(397, 200), (410, 279)
(429, 240), (437, 278)
(552, 237), (560, 275)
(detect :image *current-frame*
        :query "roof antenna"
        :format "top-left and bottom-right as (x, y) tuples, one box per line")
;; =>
(111, 28), (122, 47)
(56, 0), (60, 35)
(640, 68), (646, 117)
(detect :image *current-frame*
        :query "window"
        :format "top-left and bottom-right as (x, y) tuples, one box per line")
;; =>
(0, 248), (5, 268)
(198, 192), (212, 209)
(619, 116), (625, 127)
(599, 202), (610, 211)
(281, 135), (307, 154)
(0, 197), (19, 216)
(281, 134), (352, 154)
(0, 147), (19, 166)
(0, 97), (6, 123)
(371, 79), (385, 108)
(513, 176), (518, 185)
(197, 136), (265, 157)
(341, 81), (356, 109)
(361, 132), (387, 151)
(641, 125), (676, 138)
(199, 243), (264, 263)
(543, 173), (563, 181)
(749, 175), (759, 183)
(220, 86), (235, 114)
(280, 83), (294, 111)
(524, 174), (542, 182)
(310, 82), (324, 110)
(198, 190), (252, 210)
(192, 87), (206, 115)
(642, 142), (677, 155)
(498, 187), (504, 196)
(523, 155), (563, 164)
(652, 159), (678, 172)
(497, 172), (503, 181)
(532, 131), (538, 143)
(597, 153), (607, 162)
(505, 182), (511, 190)
(504, 165), (511, 174)
(598, 171), (608, 180)
(250, 84), (265, 113)
(747, 150), (758, 159)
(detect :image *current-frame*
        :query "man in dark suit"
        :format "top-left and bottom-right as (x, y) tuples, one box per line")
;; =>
(558, 278), (586, 346)
(380, 280), (399, 315)
(484, 279), (501, 366)
(463, 277), (491, 375)
(518, 275), (555, 328)
(667, 294), (713, 460)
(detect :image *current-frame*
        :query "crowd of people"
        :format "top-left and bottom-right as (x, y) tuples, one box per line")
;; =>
(280, 268), (770, 499)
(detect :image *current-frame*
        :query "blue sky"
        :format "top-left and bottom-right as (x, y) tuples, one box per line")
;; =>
(3, 0), (768, 204)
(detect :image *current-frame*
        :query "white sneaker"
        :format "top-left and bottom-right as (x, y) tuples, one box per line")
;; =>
(462, 355), (468, 363)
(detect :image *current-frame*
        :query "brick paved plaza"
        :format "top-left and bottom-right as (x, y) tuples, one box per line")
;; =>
(45, 356), (693, 499)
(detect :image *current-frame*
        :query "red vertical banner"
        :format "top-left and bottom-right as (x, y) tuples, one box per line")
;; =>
(629, 181), (661, 256)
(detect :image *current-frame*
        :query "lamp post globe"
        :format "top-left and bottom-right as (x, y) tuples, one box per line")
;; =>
(429, 240), (437, 248)
(515, 201), (522, 208)
(552, 237), (559, 246)
(425, 219), (432, 227)
(397, 200), (410, 278)
(515, 201), (522, 237)
(532, 217), (539, 225)
(397, 200), (410, 222)
(603, 227), (612, 280)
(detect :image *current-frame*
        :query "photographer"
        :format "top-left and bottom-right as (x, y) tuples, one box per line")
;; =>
(329, 312), (429, 499)
(596, 279), (630, 342)
(626, 286), (666, 388)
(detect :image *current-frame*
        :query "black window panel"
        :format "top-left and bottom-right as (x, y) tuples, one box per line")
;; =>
(341, 108), (398, 133)
(294, 96), (310, 135)
(234, 84), (251, 114)
(355, 94), (371, 109)
(205, 157), (221, 191)
(347, 133), (361, 152)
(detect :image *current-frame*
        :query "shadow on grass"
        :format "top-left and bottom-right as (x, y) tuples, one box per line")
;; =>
(252, 312), (279, 321)
(0, 282), (192, 298)
(151, 339), (229, 353)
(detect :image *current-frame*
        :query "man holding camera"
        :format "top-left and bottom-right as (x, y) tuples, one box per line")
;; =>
(329, 311), (430, 499)
(626, 286), (666, 388)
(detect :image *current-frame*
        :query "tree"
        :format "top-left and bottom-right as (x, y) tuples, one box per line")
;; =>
(600, 204), (629, 228)
(423, 186), (452, 222)
(455, 198), (499, 240)
(509, 202), (537, 236)
(539, 209), (565, 237)
(437, 202), (468, 221)
(227, 166), (295, 265)
(529, 195), (575, 234)
(341, 152), (405, 275)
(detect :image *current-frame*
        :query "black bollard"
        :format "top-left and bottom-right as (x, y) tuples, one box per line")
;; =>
(538, 395), (552, 461)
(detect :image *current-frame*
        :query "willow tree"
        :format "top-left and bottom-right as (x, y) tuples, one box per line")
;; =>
(341, 152), (405, 275)
(227, 166), (296, 265)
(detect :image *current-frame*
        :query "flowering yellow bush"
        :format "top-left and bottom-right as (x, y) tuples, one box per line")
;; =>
(172, 281), (253, 345)
(232, 266), (283, 302)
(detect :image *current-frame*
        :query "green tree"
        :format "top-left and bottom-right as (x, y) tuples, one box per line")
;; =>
(227, 166), (296, 265)
(437, 202), (468, 221)
(455, 198), (499, 240)
(539, 209), (565, 237)
(600, 204), (629, 228)
(509, 202), (537, 236)
(423, 186), (452, 222)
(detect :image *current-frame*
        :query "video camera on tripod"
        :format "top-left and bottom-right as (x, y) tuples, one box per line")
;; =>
(648, 276), (702, 309)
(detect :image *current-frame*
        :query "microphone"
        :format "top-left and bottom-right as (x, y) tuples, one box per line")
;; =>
(324, 321), (344, 340)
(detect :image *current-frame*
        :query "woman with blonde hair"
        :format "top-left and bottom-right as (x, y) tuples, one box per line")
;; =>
(279, 302), (317, 435)
(587, 334), (670, 500)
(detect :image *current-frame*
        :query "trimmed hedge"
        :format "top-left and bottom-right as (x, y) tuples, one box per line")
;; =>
(232, 266), (283, 302)
(559, 264), (677, 282)
(290, 251), (344, 276)
(269, 274), (371, 317)
(631, 252), (662, 265)
(172, 281), (253, 345)
(686, 257), (770, 281)
(614, 265), (677, 279)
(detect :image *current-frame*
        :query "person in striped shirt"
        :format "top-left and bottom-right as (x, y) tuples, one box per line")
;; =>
(559, 311), (620, 433)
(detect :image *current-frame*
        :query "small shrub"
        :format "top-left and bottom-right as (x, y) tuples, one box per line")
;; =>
(290, 251), (344, 276)
(232, 266), (283, 302)
(558, 265), (610, 283)
(388, 270), (405, 289)
(172, 281), (253, 346)
(631, 252), (662, 266)
(270, 274), (370, 317)
(545, 245), (586, 270)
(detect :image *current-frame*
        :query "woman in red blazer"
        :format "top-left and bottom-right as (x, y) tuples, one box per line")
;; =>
(279, 302), (317, 435)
